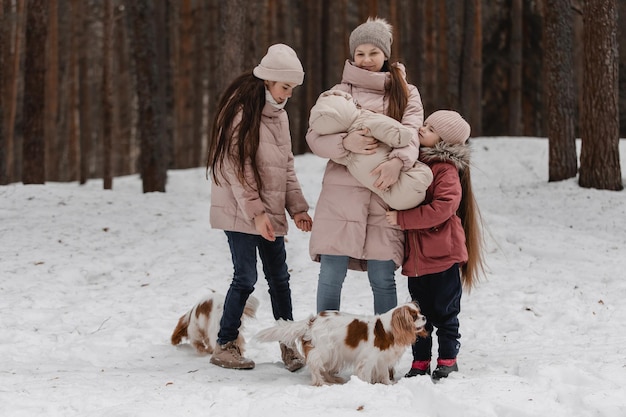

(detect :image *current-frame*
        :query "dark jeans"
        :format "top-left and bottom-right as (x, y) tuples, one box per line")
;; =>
(408, 263), (462, 361)
(217, 231), (294, 345)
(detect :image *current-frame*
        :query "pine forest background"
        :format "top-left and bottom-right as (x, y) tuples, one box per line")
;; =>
(0, 0), (623, 191)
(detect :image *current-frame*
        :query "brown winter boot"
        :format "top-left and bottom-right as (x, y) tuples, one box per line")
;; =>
(280, 342), (305, 372)
(210, 341), (255, 370)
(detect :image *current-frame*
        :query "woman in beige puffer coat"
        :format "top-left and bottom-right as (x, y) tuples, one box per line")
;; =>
(306, 18), (424, 315)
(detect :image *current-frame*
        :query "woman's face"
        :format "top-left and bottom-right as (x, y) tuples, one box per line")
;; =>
(353, 44), (385, 72)
(266, 81), (296, 104)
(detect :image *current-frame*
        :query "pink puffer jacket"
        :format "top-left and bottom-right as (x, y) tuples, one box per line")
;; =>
(210, 102), (309, 236)
(306, 60), (424, 270)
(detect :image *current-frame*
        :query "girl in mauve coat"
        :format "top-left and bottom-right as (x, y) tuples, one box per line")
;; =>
(386, 110), (486, 381)
(306, 17), (425, 315)
(206, 44), (312, 372)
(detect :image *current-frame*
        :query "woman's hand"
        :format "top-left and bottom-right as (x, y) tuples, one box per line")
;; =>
(254, 212), (275, 241)
(342, 128), (378, 155)
(294, 212), (313, 232)
(371, 157), (403, 190)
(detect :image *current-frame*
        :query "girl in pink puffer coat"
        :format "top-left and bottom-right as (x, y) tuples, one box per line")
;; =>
(306, 17), (424, 315)
(206, 44), (312, 372)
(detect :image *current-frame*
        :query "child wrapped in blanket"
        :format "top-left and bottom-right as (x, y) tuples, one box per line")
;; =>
(308, 90), (433, 210)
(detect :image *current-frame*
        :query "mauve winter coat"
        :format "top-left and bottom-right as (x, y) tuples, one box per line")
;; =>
(306, 60), (424, 271)
(396, 142), (470, 277)
(210, 102), (309, 236)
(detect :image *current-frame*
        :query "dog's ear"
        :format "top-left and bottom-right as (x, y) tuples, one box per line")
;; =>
(390, 306), (419, 346)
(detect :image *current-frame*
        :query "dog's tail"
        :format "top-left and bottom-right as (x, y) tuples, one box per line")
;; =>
(243, 295), (260, 319)
(170, 311), (191, 345)
(255, 316), (313, 344)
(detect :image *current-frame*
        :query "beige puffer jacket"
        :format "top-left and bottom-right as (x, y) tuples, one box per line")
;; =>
(306, 60), (424, 270)
(210, 102), (309, 236)
(309, 90), (432, 210)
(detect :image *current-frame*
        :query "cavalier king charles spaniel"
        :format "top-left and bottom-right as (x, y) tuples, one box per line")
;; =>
(255, 302), (427, 385)
(171, 291), (259, 355)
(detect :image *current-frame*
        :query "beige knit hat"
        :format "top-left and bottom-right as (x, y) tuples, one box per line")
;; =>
(253, 44), (305, 85)
(349, 17), (393, 59)
(425, 110), (471, 145)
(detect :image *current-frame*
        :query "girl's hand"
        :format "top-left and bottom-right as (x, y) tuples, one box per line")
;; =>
(294, 212), (313, 232)
(342, 129), (378, 155)
(254, 212), (276, 241)
(385, 210), (398, 226)
(371, 157), (403, 190)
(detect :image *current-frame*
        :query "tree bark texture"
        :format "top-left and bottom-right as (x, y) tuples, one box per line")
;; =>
(102, 0), (113, 189)
(544, 0), (578, 182)
(0, 2), (6, 184)
(44, 0), (58, 181)
(579, 0), (622, 190)
(461, 0), (482, 136)
(126, 0), (167, 192)
(5, 0), (25, 183)
(22, 0), (47, 184)
(509, 0), (523, 135)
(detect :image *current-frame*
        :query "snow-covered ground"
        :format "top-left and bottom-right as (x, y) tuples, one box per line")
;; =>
(1, 138), (625, 417)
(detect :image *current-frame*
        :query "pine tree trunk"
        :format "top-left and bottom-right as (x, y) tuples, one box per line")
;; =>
(218, 0), (246, 95)
(0, 1), (6, 184)
(579, 0), (622, 190)
(509, 0), (523, 135)
(44, 0), (58, 181)
(114, 3), (134, 176)
(175, 0), (193, 169)
(5, 0), (25, 183)
(544, 0), (577, 182)
(75, 0), (92, 184)
(126, 0), (167, 192)
(205, 0), (219, 166)
(102, 0), (113, 190)
(461, 0), (482, 136)
(191, 0), (207, 167)
(445, 0), (460, 110)
(299, 0), (323, 154)
(22, 0), (47, 184)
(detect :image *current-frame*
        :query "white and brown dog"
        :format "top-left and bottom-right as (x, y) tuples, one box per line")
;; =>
(171, 291), (259, 354)
(255, 302), (427, 385)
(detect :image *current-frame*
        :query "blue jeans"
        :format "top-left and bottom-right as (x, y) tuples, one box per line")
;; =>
(316, 254), (397, 314)
(217, 231), (294, 345)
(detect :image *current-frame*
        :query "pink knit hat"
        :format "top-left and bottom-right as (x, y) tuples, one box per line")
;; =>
(253, 44), (305, 85)
(425, 110), (471, 145)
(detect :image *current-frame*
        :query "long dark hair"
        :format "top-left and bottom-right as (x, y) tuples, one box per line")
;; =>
(206, 72), (265, 190)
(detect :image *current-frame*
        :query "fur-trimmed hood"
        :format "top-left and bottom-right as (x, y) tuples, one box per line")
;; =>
(419, 140), (470, 170)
